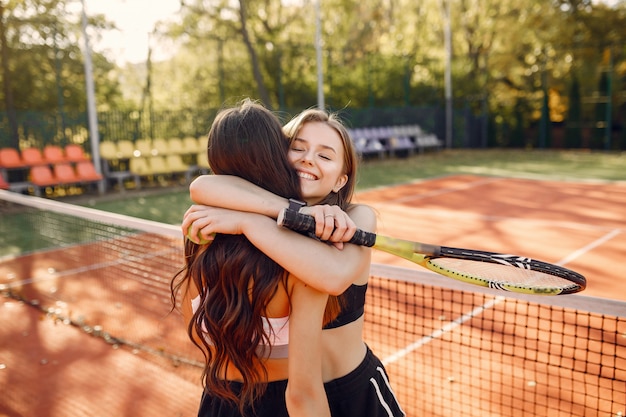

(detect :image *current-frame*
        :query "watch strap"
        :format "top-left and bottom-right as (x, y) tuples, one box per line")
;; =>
(288, 198), (307, 212)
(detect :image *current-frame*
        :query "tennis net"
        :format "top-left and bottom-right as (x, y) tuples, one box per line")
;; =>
(1, 189), (624, 417)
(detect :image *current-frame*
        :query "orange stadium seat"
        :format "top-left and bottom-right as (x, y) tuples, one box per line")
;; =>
(53, 163), (80, 184)
(43, 145), (65, 164)
(65, 144), (89, 162)
(0, 148), (25, 168)
(76, 161), (103, 182)
(76, 161), (105, 194)
(30, 165), (57, 187)
(21, 148), (46, 166)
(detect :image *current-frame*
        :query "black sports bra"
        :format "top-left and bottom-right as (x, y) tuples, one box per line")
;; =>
(323, 283), (368, 329)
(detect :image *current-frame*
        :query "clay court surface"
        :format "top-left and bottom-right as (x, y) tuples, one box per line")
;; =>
(356, 175), (626, 302)
(1, 175), (625, 417)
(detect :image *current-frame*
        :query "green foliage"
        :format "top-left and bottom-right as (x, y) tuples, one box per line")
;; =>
(0, 0), (125, 112)
(0, 0), (128, 146)
(4, 0), (626, 150)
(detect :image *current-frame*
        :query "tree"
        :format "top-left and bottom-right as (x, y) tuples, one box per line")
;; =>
(173, 0), (305, 109)
(5, 0), (626, 150)
(236, 0), (271, 106)
(0, 1), (122, 112)
(0, 1), (18, 146)
(0, 0), (124, 147)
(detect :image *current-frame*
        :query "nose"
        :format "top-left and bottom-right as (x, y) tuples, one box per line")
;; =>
(298, 150), (314, 165)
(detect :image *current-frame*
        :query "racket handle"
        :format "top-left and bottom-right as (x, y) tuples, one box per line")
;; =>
(277, 208), (377, 247)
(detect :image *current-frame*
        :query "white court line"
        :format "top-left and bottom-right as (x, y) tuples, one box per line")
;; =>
(556, 228), (622, 266)
(381, 228), (623, 366)
(382, 296), (504, 366)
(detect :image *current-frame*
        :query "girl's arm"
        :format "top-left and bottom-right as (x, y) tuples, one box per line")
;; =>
(285, 278), (330, 417)
(187, 175), (356, 243)
(183, 207), (374, 296)
(189, 175), (286, 217)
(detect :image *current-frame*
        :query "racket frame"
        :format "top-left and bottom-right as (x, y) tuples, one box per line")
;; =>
(278, 208), (586, 295)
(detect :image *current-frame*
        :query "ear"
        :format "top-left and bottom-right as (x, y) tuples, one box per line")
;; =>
(333, 174), (348, 193)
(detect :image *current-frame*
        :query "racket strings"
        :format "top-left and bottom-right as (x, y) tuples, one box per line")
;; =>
(427, 258), (579, 290)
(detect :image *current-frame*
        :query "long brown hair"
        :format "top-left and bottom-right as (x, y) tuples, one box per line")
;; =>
(172, 100), (340, 414)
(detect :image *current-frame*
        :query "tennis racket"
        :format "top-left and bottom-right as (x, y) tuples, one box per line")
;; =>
(277, 208), (586, 295)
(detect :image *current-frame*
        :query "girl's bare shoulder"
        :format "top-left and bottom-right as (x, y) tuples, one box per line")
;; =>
(347, 203), (377, 231)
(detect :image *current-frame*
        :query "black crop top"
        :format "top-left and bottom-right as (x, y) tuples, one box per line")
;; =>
(323, 283), (368, 329)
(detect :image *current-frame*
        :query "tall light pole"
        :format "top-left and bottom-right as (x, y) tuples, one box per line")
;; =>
(80, 0), (101, 174)
(442, 0), (453, 148)
(315, 0), (324, 110)
(605, 48), (613, 150)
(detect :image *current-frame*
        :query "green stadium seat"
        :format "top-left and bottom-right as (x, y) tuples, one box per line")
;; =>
(135, 139), (154, 157)
(147, 156), (170, 175)
(116, 141), (136, 159)
(152, 138), (170, 155)
(196, 152), (211, 174)
(99, 141), (119, 160)
(183, 137), (201, 154)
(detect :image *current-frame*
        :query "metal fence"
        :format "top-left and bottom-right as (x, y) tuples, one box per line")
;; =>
(0, 105), (486, 152)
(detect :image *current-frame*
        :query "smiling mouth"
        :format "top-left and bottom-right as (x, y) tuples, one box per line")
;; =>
(297, 171), (318, 180)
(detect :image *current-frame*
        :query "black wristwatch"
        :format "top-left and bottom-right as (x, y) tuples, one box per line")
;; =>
(288, 198), (307, 212)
